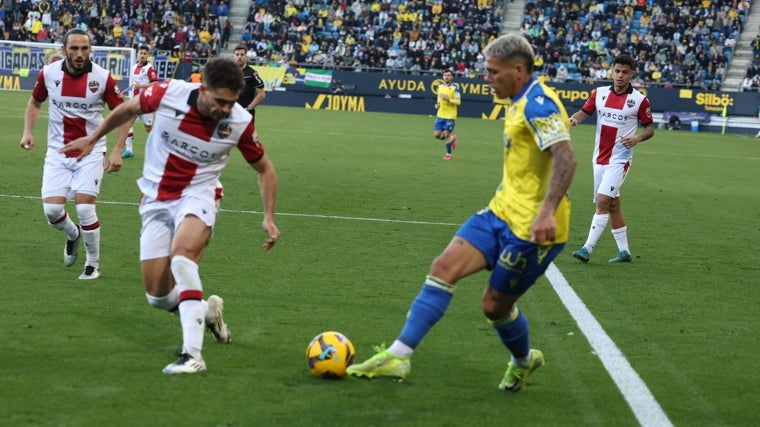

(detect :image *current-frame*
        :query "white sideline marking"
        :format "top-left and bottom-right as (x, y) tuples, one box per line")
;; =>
(3, 192), (671, 425)
(545, 263), (673, 427)
(0, 194), (461, 227)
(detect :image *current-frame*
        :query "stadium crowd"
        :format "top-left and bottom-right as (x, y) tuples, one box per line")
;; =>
(0, 0), (756, 89)
(1, 0), (231, 60)
(240, 0), (753, 89)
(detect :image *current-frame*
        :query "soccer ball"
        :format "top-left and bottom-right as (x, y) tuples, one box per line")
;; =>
(306, 331), (356, 379)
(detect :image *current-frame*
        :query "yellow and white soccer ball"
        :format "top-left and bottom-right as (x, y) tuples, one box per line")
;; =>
(306, 331), (355, 379)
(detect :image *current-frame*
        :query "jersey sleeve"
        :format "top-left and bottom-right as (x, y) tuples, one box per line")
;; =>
(450, 83), (462, 106)
(252, 70), (265, 89)
(103, 73), (125, 110)
(524, 93), (571, 151)
(148, 65), (158, 83)
(32, 70), (48, 102)
(638, 96), (653, 126)
(140, 81), (170, 114)
(238, 121), (265, 163)
(580, 88), (598, 115)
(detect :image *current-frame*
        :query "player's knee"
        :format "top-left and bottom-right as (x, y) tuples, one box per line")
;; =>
(595, 195), (613, 213)
(170, 255), (202, 291)
(75, 203), (98, 227)
(481, 290), (516, 321)
(43, 203), (66, 224)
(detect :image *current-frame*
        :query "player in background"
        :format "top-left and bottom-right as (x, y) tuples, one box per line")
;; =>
(434, 69), (461, 160)
(61, 57), (280, 374)
(19, 28), (130, 280)
(347, 34), (576, 391)
(233, 43), (266, 122)
(568, 54), (654, 264)
(122, 44), (158, 159)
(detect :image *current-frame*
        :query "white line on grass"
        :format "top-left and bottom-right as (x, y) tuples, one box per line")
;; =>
(545, 264), (673, 427)
(0, 194), (460, 226)
(3, 192), (671, 425)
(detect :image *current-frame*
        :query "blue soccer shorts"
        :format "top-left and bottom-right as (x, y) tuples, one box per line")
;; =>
(456, 208), (565, 295)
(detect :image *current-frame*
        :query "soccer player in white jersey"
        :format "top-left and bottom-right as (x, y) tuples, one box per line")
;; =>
(19, 28), (130, 280)
(62, 57), (280, 374)
(122, 44), (158, 159)
(568, 54), (655, 263)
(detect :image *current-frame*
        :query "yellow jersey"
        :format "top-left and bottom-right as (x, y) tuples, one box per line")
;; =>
(488, 78), (572, 243)
(436, 82), (461, 120)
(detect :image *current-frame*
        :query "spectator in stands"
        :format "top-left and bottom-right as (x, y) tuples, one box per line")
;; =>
(555, 63), (568, 83)
(222, 20), (232, 49)
(217, 1), (229, 27)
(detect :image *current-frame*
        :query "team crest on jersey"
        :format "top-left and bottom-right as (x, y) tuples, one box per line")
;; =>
(88, 81), (100, 93)
(217, 123), (232, 139)
(626, 99), (635, 108)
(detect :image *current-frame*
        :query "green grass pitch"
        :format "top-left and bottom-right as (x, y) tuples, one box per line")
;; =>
(0, 90), (758, 426)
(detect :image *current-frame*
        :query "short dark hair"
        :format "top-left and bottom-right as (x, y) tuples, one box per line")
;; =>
(442, 69), (454, 77)
(62, 28), (90, 47)
(234, 43), (247, 52)
(613, 54), (636, 69)
(202, 57), (244, 93)
(138, 44), (151, 52)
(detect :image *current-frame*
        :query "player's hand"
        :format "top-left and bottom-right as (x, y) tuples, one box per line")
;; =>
(261, 219), (280, 251)
(60, 136), (96, 161)
(530, 213), (557, 244)
(105, 151), (123, 173)
(569, 116), (579, 126)
(20, 137), (35, 150)
(618, 135), (639, 149)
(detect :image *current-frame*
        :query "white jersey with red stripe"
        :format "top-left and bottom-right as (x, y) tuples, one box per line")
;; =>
(581, 85), (653, 165)
(131, 61), (157, 97)
(32, 59), (124, 158)
(136, 80), (263, 202)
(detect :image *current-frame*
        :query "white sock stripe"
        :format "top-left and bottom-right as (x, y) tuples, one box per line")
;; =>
(424, 275), (455, 293)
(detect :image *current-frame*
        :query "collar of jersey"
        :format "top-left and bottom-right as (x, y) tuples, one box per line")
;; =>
(513, 76), (538, 102)
(61, 59), (93, 76)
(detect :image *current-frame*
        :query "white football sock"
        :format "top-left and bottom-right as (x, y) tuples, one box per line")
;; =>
(584, 213), (609, 253)
(612, 226), (629, 252)
(75, 204), (99, 266)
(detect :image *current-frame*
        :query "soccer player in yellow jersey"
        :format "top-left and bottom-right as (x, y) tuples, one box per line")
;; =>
(348, 33), (577, 391)
(434, 69), (461, 160)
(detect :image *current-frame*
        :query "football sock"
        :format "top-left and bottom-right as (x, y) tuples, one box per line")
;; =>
(146, 286), (180, 313)
(612, 226), (629, 252)
(126, 127), (134, 152)
(397, 275), (455, 352)
(388, 340), (414, 358)
(75, 204), (100, 266)
(492, 306), (531, 362)
(44, 203), (79, 240)
(584, 213), (609, 252)
(179, 299), (205, 360)
(172, 256), (205, 360)
(445, 142), (453, 154)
